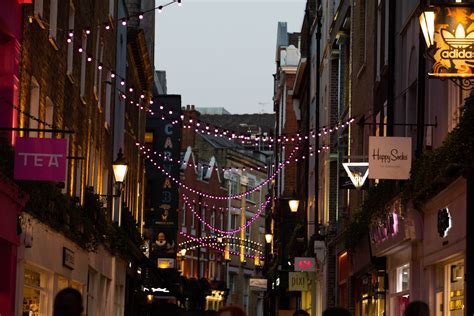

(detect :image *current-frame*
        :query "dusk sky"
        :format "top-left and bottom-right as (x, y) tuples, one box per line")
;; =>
(154, 0), (306, 114)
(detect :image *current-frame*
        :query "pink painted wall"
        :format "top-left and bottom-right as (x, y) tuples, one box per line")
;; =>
(0, 0), (22, 144)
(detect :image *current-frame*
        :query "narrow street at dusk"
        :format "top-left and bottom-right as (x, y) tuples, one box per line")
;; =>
(1, 0), (474, 316)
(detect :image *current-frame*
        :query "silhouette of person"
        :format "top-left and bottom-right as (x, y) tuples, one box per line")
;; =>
(404, 301), (430, 316)
(53, 288), (83, 316)
(323, 307), (352, 316)
(218, 305), (247, 316)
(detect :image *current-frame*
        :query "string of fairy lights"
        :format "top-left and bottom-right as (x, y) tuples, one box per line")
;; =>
(179, 232), (264, 260)
(181, 195), (271, 235)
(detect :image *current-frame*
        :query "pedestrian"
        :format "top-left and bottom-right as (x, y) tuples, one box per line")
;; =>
(323, 307), (352, 316)
(53, 288), (83, 316)
(217, 305), (247, 316)
(404, 301), (430, 316)
(294, 309), (310, 316)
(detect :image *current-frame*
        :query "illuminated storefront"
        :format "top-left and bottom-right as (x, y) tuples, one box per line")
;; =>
(422, 178), (466, 316)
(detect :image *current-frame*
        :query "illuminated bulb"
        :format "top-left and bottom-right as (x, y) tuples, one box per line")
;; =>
(129, 87), (133, 92)
(98, 64), (103, 70)
(85, 28), (91, 35)
(139, 13), (144, 19)
(78, 47), (83, 53)
(140, 94), (145, 99)
(87, 56), (92, 62)
(122, 19), (127, 26)
(68, 30), (74, 37)
(178, 0), (182, 6)
(105, 23), (111, 30)
(67, 38), (72, 43)
(121, 80), (125, 86)
(158, 6), (163, 13)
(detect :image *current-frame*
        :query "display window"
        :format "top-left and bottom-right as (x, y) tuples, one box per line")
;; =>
(391, 263), (410, 316)
(446, 260), (464, 316)
(23, 268), (49, 316)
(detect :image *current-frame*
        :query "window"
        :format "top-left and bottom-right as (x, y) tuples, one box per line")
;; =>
(29, 77), (40, 138)
(88, 142), (95, 187)
(75, 147), (83, 198)
(45, 97), (54, 138)
(447, 261), (464, 315)
(396, 264), (410, 293)
(114, 285), (124, 316)
(34, 0), (44, 17)
(230, 214), (238, 250)
(49, 0), (58, 40)
(182, 203), (186, 226)
(230, 175), (238, 195)
(105, 72), (112, 127)
(67, 2), (75, 76)
(86, 269), (97, 316)
(23, 268), (49, 316)
(80, 33), (87, 100)
(108, 0), (115, 18)
(357, 0), (367, 70)
(211, 210), (215, 227)
(93, 28), (102, 99)
(246, 178), (255, 202)
(145, 132), (154, 144)
(191, 206), (195, 229)
(245, 224), (251, 254)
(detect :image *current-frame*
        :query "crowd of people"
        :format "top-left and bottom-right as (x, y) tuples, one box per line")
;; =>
(52, 287), (430, 316)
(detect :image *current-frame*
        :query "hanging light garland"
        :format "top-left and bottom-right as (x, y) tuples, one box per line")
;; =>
(180, 232), (264, 260)
(179, 235), (264, 249)
(181, 195), (271, 234)
(138, 143), (301, 200)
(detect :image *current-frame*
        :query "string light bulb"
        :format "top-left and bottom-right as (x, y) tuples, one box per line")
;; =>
(158, 6), (163, 13)
(177, 0), (182, 6)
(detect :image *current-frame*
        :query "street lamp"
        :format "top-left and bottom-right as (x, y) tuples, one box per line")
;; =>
(419, 8), (436, 48)
(288, 198), (299, 213)
(112, 148), (128, 186)
(265, 233), (273, 244)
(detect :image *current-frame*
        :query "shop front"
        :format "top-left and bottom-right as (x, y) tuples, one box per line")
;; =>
(369, 198), (424, 316)
(0, 176), (27, 316)
(422, 177), (466, 316)
(16, 213), (127, 316)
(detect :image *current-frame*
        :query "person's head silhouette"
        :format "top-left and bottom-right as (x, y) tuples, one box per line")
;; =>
(323, 307), (352, 316)
(53, 288), (83, 316)
(404, 301), (430, 316)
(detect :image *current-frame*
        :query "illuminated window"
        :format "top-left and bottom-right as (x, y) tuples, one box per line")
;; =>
(396, 264), (410, 293)
(23, 268), (49, 316)
(145, 132), (154, 144)
(67, 2), (75, 76)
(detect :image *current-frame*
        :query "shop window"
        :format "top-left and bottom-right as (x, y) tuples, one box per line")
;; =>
(396, 264), (410, 293)
(23, 268), (48, 316)
(447, 261), (464, 315)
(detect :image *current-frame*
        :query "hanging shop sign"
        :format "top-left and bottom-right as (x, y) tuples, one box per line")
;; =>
(422, 6), (474, 78)
(368, 136), (412, 180)
(14, 137), (68, 182)
(250, 278), (268, 291)
(144, 95), (182, 266)
(294, 257), (316, 272)
(342, 162), (369, 189)
(289, 272), (311, 291)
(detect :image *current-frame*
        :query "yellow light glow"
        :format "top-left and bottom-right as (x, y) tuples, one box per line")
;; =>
(419, 10), (435, 47)
(289, 199), (300, 213)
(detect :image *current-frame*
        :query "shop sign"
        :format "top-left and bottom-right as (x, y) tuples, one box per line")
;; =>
(145, 96), (182, 265)
(342, 162), (369, 189)
(438, 207), (452, 238)
(14, 137), (68, 182)
(63, 247), (74, 270)
(289, 272), (311, 291)
(430, 7), (474, 78)
(250, 278), (267, 291)
(369, 136), (412, 180)
(294, 257), (316, 272)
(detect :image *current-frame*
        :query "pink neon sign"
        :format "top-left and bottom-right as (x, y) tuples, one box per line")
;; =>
(14, 137), (68, 182)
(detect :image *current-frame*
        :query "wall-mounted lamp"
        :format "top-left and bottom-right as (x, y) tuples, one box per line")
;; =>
(288, 198), (300, 213)
(419, 9), (436, 48)
(179, 248), (187, 256)
(265, 233), (273, 244)
(112, 148), (128, 188)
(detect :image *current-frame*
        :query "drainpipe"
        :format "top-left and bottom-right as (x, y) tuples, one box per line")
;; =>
(465, 91), (474, 316)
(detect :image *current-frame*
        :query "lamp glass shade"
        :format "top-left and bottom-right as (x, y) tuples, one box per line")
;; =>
(289, 199), (300, 213)
(112, 149), (128, 183)
(112, 163), (128, 183)
(419, 10), (435, 48)
(179, 249), (187, 256)
(265, 233), (273, 244)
